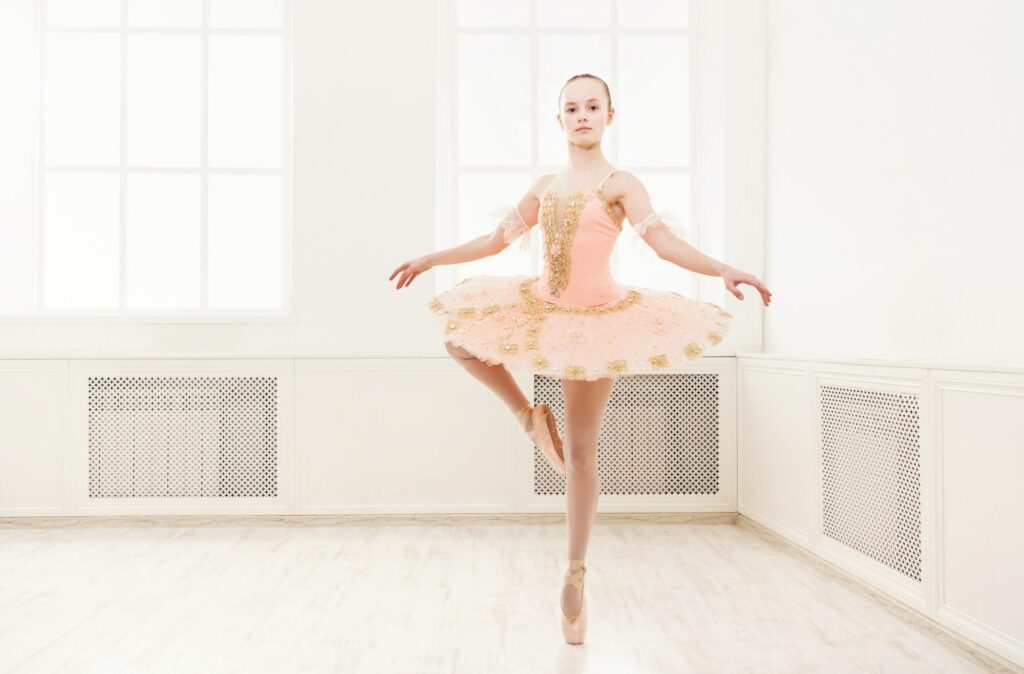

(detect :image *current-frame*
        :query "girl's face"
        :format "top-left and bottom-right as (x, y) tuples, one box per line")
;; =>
(557, 78), (613, 145)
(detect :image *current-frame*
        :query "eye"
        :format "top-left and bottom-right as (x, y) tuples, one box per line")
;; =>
(589, 105), (598, 111)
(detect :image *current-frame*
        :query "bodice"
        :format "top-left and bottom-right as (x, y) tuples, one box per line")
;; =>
(535, 187), (629, 307)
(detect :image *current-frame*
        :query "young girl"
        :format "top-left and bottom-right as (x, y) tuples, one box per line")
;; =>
(390, 73), (772, 644)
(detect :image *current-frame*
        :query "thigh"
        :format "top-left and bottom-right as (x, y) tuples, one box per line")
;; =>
(444, 339), (473, 359)
(561, 377), (615, 445)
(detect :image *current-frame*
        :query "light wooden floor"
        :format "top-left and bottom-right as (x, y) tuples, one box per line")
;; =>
(0, 514), (1015, 674)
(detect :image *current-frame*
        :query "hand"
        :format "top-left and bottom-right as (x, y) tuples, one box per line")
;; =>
(720, 264), (772, 306)
(389, 255), (435, 290)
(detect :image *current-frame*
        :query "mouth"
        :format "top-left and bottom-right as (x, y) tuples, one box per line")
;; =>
(577, 127), (591, 132)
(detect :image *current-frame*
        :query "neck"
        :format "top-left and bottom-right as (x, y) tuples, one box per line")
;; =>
(564, 141), (610, 173)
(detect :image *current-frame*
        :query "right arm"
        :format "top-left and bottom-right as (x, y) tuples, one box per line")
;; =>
(433, 173), (552, 263)
(389, 174), (554, 289)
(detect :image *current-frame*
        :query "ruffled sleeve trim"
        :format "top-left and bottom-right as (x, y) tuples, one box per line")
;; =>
(489, 205), (534, 251)
(621, 209), (689, 258)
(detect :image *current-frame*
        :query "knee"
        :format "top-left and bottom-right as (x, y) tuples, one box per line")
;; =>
(565, 438), (599, 472)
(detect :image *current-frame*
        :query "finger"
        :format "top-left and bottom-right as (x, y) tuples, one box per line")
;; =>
(389, 264), (407, 281)
(404, 272), (417, 288)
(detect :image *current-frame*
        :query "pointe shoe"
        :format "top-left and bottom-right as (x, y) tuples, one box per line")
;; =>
(560, 560), (588, 645)
(515, 403), (566, 475)
(530, 403), (566, 475)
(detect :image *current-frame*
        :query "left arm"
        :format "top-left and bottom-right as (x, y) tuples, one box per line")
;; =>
(613, 171), (773, 306)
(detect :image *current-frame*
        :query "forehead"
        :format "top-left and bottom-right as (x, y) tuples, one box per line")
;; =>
(561, 78), (604, 104)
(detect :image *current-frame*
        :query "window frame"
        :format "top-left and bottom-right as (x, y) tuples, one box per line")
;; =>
(11, 0), (294, 324)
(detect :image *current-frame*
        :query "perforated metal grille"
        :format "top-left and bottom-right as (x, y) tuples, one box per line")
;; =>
(820, 385), (921, 582)
(532, 373), (722, 496)
(87, 376), (278, 498)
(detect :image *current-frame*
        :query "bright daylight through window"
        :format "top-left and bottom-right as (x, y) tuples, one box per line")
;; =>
(0, 0), (290, 318)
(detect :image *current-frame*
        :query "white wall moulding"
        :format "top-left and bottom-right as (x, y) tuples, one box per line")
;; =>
(0, 360), (67, 515)
(738, 354), (1024, 669)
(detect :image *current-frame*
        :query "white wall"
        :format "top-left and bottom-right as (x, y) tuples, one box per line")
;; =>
(764, 0), (1024, 366)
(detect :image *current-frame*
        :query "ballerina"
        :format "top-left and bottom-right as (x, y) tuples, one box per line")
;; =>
(390, 73), (772, 644)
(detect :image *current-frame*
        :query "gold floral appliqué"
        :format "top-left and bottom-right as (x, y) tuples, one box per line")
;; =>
(541, 191), (587, 298)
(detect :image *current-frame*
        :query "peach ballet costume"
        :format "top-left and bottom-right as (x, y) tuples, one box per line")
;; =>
(427, 169), (732, 381)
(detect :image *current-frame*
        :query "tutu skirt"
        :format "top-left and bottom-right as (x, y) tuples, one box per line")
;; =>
(428, 275), (732, 382)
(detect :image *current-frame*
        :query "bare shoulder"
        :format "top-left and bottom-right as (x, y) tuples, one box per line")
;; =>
(603, 169), (645, 203)
(529, 173), (559, 200)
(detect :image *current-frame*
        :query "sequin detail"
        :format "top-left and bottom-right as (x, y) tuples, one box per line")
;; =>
(519, 278), (640, 315)
(564, 365), (586, 379)
(594, 188), (624, 227)
(607, 359), (628, 373)
(428, 272), (730, 380)
(649, 354), (669, 368)
(541, 191), (586, 298)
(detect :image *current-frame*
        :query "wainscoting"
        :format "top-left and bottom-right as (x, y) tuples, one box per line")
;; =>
(1, 353), (1022, 668)
(737, 353), (1024, 670)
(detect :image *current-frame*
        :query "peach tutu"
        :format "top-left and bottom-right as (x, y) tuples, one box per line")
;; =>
(427, 168), (733, 381)
(428, 274), (732, 382)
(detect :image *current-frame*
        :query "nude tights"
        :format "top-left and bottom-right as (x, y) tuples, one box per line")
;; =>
(444, 340), (613, 619)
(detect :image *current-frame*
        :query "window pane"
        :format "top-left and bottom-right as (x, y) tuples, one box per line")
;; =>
(538, 35), (610, 167)
(127, 0), (202, 28)
(618, 35), (689, 166)
(0, 1), (36, 313)
(46, 0), (121, 28)
(208, 174), (283, 309)
(43, 173), (120, 309)
(44, 34), (120, 167)
(126, 174), (201, 309)
(127, 35), (201, 167)
(458, 35), (530, 167)
(619, 0), (689, 28)
(457, 0), (528, 27)
(208, 36), (283, 168)
(209, 0), (282, 29)
(539, 0), (609, 28)
(615, 172), (691, 292)
(456, 172), (534, 282)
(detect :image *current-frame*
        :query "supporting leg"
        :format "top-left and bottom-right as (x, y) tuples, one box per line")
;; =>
(560, 376), (615, 618)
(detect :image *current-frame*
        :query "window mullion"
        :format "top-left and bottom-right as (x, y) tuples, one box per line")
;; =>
(200, 0), (210, 310)
(529, 0), (538, 273)
(118, 0), (127, 309)
(609, 0), (618, 167)
(35, 0), (47, 314)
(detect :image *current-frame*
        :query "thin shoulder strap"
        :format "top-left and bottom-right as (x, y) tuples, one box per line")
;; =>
(597, 168), (617, 190)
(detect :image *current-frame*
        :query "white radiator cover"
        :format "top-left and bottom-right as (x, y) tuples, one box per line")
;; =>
(87, 375), (279, 499)
(819, 384), (922, 583)
(532, 372), (726, 498)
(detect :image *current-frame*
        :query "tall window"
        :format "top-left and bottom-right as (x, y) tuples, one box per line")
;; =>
(442, 0), (694, 296)
(0, 0), (291, 318)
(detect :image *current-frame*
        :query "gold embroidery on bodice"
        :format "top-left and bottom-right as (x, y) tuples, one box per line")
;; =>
(540, 188), (624, 298)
